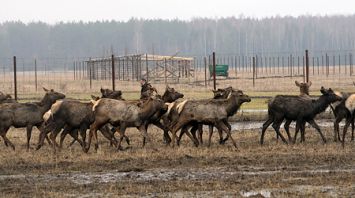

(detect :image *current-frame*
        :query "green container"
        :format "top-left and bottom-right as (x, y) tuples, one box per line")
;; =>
(209, 64), (229, 77)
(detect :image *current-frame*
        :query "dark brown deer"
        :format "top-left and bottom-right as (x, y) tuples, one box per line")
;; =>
(0, 88), (65, 150)
(100, 88), (123, 100)
(84, 96), (168, 152)
(336, 82), (355, 145)
(260, 87), (342, 144)
(169, 90), (251, 148)
(332, 92), (355, 147)
(277, 81), (312, 142)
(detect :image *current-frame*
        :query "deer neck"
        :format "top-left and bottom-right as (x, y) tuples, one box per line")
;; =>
(139, 100), (159, 120)
(224, 95), (239, 116)
(162, 93), (172, 103)
(38, 95), (56, 114)
(311, 95), (331, 114)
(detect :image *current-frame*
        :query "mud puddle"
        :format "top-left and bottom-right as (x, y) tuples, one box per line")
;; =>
(1, 166), (354, 185)
(230, 119), (342, 131)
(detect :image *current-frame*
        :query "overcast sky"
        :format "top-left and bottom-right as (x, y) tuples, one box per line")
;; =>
(0, 0), (354, 24)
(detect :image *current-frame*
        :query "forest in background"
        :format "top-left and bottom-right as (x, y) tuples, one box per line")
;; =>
(0, 15), (355, 59)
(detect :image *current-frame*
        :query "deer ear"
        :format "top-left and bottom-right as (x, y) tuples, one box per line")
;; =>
(295, 81), (301, 87)
(320, 86), (326, 94)
(91, 95), (99, 100)
(43, 87), (49, 92)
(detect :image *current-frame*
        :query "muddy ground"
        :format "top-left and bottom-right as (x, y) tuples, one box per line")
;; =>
(0, 121), (354, 197)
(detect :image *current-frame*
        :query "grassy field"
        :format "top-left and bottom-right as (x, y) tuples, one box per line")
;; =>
(1, 69), (355, 197)
(0, 124), (354, 197)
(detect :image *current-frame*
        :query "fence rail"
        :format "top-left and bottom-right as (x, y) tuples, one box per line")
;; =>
(1, 49), (354, 99)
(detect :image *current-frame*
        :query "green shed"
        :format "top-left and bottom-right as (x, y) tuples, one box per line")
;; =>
(209, 64), (229, 77)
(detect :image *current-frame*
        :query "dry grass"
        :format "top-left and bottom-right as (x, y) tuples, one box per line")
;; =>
(1, 67), (355, 196)
(0, 125), (354, 197)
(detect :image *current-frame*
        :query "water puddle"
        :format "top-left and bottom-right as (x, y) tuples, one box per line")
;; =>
(230, 120), (343, 131)
(240, 189), (271, 197)
(239, 185), (347, 198)
(1, 166), (354, 185)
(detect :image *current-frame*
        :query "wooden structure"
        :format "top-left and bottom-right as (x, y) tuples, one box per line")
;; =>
(85, 54), (194, 83)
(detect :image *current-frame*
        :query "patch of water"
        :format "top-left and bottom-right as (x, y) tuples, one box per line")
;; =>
(230, 120), (344, 131)
(240, 189), (271, 198)
(1, 166), (355, 186)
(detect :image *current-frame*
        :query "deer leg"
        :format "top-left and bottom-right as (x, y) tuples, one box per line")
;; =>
(182, 125), (199, 147)
(351, 114), (355, 141)
(260, 117), (274, 145)
(36, 123), (57, 150)
(195, 124), (203, 145)
(293, 121), (301, 144)
(26, 125), (33, 151)
(36, 123), (52, 146)
(342, 117), (352, 147)
(59, 126), (71, 149)
(117, 125), (127, 150)
(307, 119), (326, 143)
(190, 124), (201, 145)
(221, 119), (231, 144)
(99, 124), (118, 147)
(1, 134), (15, 150)
(334, 116), (343, 142)
(283, 119), (293, 142)
(272, 119), (288, 144)
(50, 126), (64, 153)
(0, 128), (14, 150)
(177, 126), (186, 146)
(85, 123), (98, 153)
(70, 128), (84, 149)
(143, 124), (150, 146)
(65, 129), (79, 148)
(216, 121), (237, 148)
(208, 125), (214, 147)
(171, 119), (189, 148)
(153, 121), (171, 144)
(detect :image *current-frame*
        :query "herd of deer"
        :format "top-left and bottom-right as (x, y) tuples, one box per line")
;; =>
(0, 81), (354, 153)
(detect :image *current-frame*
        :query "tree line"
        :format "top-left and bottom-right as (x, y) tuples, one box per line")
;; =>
(0, 15), (354, 60)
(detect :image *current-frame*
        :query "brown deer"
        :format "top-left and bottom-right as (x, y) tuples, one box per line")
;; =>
(0, 88), (65, 150)
(84, 96), (168, 152)
(177, 87), (233, 146)
(169, 90), (251, 148)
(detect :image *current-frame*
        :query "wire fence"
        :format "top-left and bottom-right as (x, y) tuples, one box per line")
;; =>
(0, 49), (354, 100)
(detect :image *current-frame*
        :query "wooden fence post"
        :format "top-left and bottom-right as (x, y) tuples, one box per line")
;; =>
(212, 52), (216, 90)
(13, 56), (17, 100)
(305, 50), (309, 83)
(111, 54), (115, 91)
